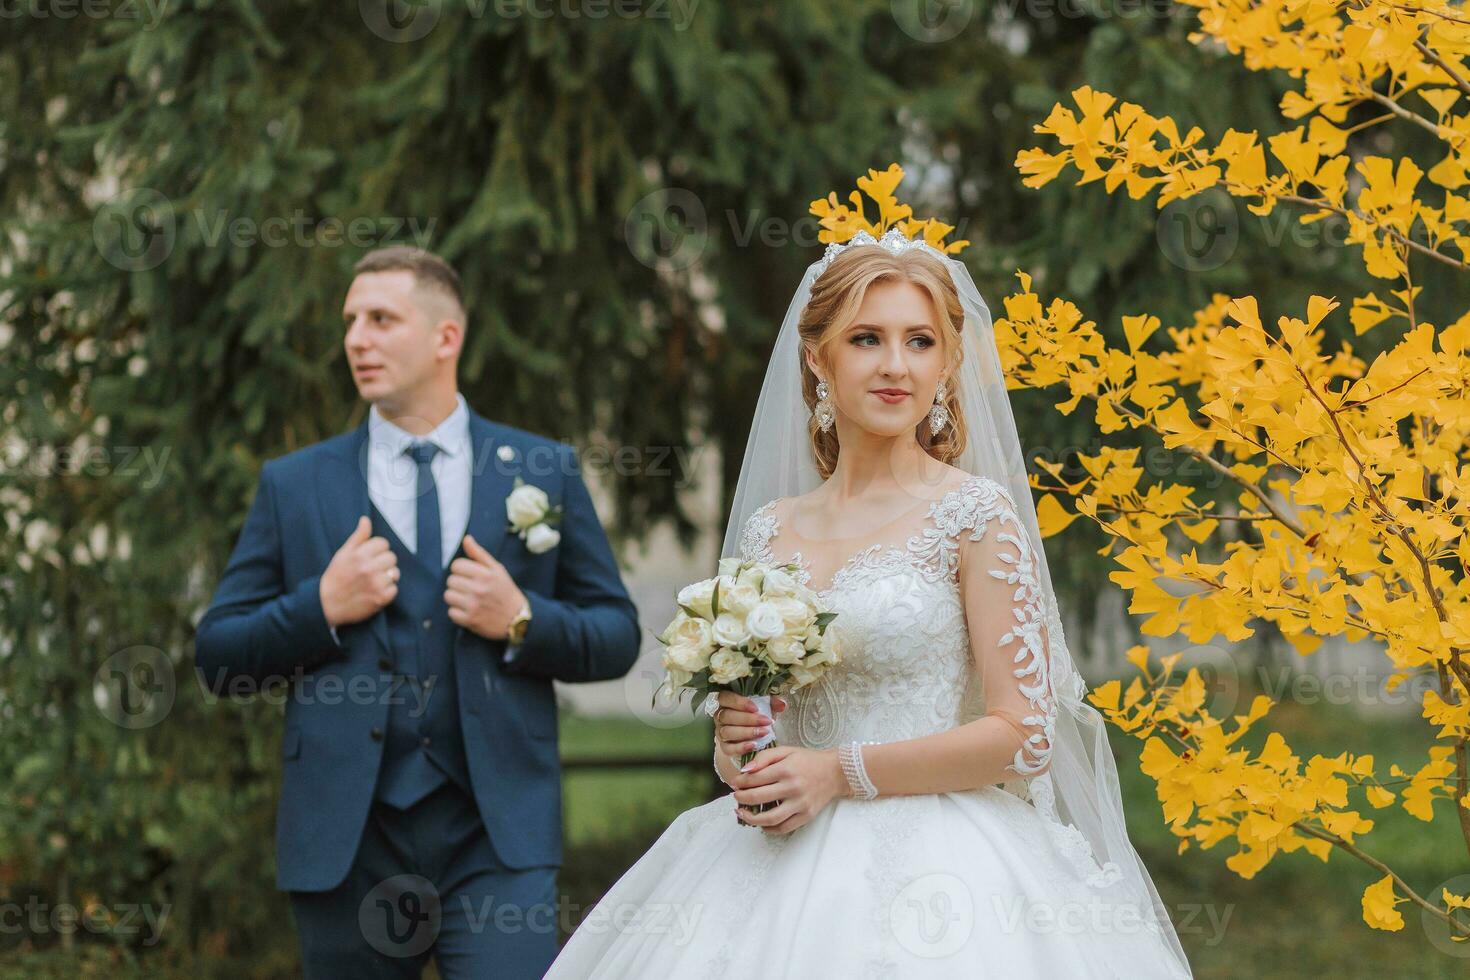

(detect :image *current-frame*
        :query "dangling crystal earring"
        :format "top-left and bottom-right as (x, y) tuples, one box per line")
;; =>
(928, 379), (949, 435)
(814, 379), (835, 433)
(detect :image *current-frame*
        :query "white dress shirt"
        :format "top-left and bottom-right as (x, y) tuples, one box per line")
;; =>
(365, 393), (472, 564)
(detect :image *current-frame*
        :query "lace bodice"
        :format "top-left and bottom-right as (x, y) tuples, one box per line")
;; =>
(737, 475), (1055, 777)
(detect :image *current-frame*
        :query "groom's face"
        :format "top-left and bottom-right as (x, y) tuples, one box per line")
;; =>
(342, 270), (455, 408)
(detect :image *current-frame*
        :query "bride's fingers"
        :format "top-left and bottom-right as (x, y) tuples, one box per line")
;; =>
(740, 799), (797, 827)
(719, 738), (764, 757)
(766, 813), (806, 835)
(716, 722), (767, 742)
(716, 692), (774, 724)
(732, 781), (787, 807)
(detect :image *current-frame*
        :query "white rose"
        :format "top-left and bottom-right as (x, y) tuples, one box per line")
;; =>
(507, 483), (550, 530)
(663, 616), (714, 671)
(787, 662), (822, 688)
(760, 566), (799, 597)
(676, 578), (717, 620)
(709, 647), (752, 684)
(771, 595), (815, 633)
(718, 556), (744, 579)
(744, 602), (786, 643)
(736, 563), (766, 592)
(661, 664), (693, 691)
(722, 581), (761, 617)
(767, 636), (806, 665)
(525, 523), (560, 554)
(711, 612), (750, 649)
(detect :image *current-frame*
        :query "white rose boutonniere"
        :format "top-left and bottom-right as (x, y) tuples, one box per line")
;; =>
(505, 477), (563, 554)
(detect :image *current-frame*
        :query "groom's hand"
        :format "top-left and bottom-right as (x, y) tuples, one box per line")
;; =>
(444, 533), (526, 641)
(319, 515), (399, 628)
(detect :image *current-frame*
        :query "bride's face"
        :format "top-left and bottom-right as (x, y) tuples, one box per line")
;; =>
(808, 278), (946, 439)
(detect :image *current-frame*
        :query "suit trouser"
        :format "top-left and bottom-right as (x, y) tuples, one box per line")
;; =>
(288, 778), (560, 979)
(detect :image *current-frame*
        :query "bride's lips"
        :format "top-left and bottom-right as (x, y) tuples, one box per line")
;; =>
(871, 388), (910, 404)
(354, 364), (384, 378)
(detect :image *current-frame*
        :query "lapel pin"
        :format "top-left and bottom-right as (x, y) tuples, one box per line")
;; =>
(497, 445), (516, 462)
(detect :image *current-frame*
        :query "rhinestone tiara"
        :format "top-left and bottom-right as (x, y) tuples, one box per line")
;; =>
(811, 227), (950, 279)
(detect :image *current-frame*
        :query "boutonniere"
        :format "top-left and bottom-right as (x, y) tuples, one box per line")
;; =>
(505, 477), (563, 554)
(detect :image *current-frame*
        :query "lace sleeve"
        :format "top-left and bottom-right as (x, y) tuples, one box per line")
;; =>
(956, 484), (1055, 779)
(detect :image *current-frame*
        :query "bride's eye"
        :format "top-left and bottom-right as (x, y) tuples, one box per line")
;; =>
(851, 332), (936, 348)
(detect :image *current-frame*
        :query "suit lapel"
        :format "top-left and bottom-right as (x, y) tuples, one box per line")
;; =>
(462, 412), (516, 566)
(316, 418), (392, 658)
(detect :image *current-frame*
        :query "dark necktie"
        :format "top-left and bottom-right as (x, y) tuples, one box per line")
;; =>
(405, 441), (442, 572)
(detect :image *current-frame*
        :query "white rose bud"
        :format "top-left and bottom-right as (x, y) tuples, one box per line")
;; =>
(717, 556), (744, 579)
(676, 578), (718, 620)
(760, 566), (798, 597)
(736, 563), (766, 592)
(506, 483), (550, 530)
(788, 662), (821, 688)
(709, 647), (752, 684)
(664, 616), (714, 671)
(744, 602), (786, 643)
(723, 581), (761, 617)
(525, 523), (560, 554)
(711, 612), (751, 649)
(661, 664), (693, 691)
(771, 595), (815, 633)
(767, 636), (805, 665)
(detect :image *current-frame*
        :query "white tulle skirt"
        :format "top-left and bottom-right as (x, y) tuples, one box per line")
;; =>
(545, 785), (1192, 979)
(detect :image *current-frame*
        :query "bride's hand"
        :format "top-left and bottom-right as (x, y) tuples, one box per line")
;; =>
(713, 691), (785, 760)
(730, 745), (847, 835)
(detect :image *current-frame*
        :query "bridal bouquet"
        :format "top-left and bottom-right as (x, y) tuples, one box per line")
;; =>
(653, 556), (842, 815)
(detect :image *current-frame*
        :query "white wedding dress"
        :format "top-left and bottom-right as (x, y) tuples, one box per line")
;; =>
(544, 476), (1191, 978)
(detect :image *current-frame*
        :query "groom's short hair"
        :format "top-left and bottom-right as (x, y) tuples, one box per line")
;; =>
(353, 246), (466, 326)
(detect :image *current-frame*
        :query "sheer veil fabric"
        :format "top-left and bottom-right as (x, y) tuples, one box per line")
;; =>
(718, 229), (1192, 976)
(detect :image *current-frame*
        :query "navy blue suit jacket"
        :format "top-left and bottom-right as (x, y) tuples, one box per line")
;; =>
(194, 409), (642, 891)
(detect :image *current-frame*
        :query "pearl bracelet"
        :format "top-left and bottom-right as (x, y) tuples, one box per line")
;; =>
(838, 741), (881, 800)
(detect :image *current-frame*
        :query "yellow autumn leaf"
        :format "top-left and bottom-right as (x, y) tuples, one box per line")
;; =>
(1362, 875), (1407, 932)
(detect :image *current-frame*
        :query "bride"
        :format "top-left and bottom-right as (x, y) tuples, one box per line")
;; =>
(544, 180), (1194, 978)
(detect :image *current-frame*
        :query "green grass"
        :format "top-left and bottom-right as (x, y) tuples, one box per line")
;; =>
(558, 693), (1470, 979)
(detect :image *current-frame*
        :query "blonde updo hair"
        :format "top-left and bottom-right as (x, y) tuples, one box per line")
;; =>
(799, 245), (969, 480)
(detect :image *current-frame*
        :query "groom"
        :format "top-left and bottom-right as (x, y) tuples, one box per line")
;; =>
(194, 246), (642, 978)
